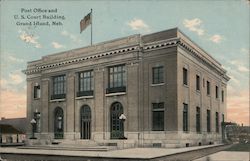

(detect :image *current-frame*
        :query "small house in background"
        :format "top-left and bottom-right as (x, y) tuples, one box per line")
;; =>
(0, 117), (28, 145)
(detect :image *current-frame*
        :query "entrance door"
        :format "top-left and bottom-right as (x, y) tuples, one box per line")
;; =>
(54, 107), (64, 139)
(110, 102), (124, 139)
(80, 105), (91, 139)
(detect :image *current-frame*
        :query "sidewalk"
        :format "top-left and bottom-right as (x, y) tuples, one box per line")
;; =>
(0, 144), (223, 159)
(194, 151), (249, 161)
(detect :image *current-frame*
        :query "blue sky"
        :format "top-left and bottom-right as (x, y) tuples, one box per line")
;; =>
(0, 0), (249, 125)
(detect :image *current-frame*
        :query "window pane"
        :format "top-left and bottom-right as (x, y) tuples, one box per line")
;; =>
(114, 73), (118, 87)
(91, 77), (94, 90)
(153, 111), (164, 131)
(53, 75), (66, 96)
(216, 112), (219, 132)
(207, 81), (210, 95)
(207, 110), (211, 132)
(216, 86), (219, 98)
(108, 65), (126, 89)
(79, 71), (93, 92)
(183, 68), (188, 85)
(123, 71), (126, 86)
(196, 107), (200, 132)
(196, 75), (200, 91)
(152, 103), (164, 131)
(153, 66), (164, 84)
(183, 103), (188, 131)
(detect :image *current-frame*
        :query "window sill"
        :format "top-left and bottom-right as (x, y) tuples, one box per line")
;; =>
(76, 95), (94, 100)
(34, 98), (40, 100)
(50, 98), (66, 102)
(151, 83), (165, 87)
(105, 92), (126, 97)
(183, 84), (189, 88)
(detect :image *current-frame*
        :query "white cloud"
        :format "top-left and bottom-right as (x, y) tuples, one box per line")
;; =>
(9, 72), (24, 85)
(228, 74), (240, 84)
(209, 34), (223, 43)
(1, 71), (25, 91)
(8, 55), (24, 63)
(61, 30), (82, 43)
(19, 30), (42, 48)
(183, 18), (225, 44)
(238, 66), (249, 72)
(241, 48), (249, 55)
(183, 18), (205, 36)
(51, 41), (64, 49)
(229, 60), (249, 72)
(127, 18), (150, 32)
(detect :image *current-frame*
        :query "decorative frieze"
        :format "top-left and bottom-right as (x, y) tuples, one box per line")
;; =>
(24, 46), (139, 75)
(23, 35), (228, 81)
(143, 38), (180, 51)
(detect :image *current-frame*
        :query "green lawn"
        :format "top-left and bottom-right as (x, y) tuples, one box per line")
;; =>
(225, 143), (250, 152)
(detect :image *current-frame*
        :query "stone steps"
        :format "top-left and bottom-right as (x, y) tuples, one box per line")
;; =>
(53, 139), (98, 146)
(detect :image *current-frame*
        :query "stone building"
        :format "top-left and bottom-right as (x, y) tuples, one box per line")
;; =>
(23, 28), (230, 148)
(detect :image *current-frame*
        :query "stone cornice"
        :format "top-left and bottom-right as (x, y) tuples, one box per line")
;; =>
(23, 36), (230, 82)
(178, 41), (230, 81)
(143, 38), (180, 51)
(141, 38), (229, 81)
(23, 45), (139, 75)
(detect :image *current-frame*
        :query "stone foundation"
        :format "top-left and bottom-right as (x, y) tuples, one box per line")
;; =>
(27, 131), (222, 148)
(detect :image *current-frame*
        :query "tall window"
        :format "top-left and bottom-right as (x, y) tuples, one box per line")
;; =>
(183, 68), (188, 85)
(216, 112), (219, 133)
(207, 110), (211, 132)
(196, 75), (200, 91)
(183, 103), (188, 132)
(222, 114), (225, 122)
(152, 103), (164, 131)
(152, 66), (164, 84)
(34, 85), (41, 99)
(78, 70), (94, 96)
(52, 75), (66, 99)
(196, 107), (201, 133)
(221, 90), (224, 102)
(107, 65), (126, 93)
(216, 86), (219, 98)
(207, 81), (210, 95)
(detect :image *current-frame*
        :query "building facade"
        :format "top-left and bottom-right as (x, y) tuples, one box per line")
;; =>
(24, 28), (230, 148)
